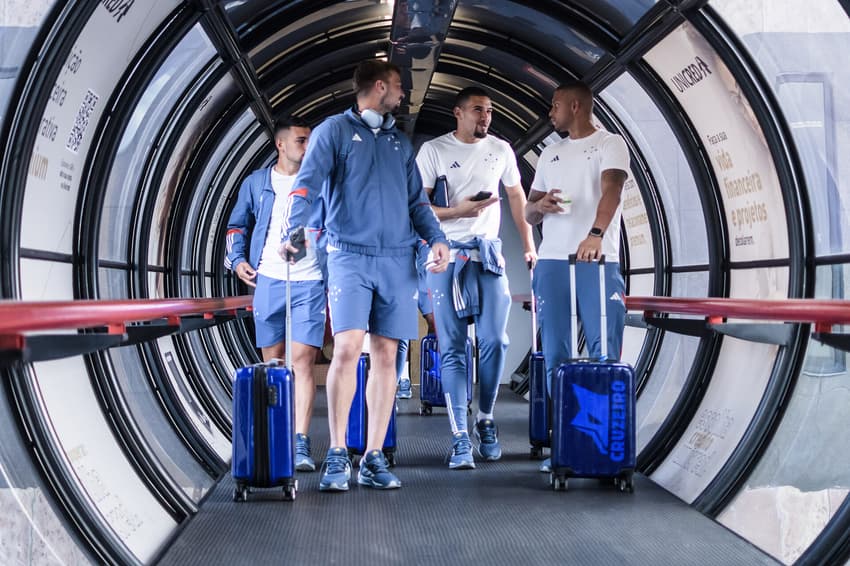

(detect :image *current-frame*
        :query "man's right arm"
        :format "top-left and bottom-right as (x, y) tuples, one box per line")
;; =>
(224, 175), (254, 271)
(283, 120), (338, 240)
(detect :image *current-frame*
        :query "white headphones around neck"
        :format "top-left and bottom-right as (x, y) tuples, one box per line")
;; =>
(358, 107), (396, 130)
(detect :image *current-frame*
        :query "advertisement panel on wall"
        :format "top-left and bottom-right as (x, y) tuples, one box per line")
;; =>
(33, 356), (176, 562)
(20, 0), (182, 255)
(644, 22), (789, 263)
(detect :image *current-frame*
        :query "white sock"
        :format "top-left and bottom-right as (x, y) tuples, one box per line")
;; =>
(477, 411), (493, 423)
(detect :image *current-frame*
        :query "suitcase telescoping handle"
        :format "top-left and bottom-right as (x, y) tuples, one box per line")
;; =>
(527, 260), (538, 353)
(284, 227), (307, 375)
(568, 254), (607, 360)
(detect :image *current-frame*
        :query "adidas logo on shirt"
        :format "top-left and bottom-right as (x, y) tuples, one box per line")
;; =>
(450, 161), (461, 169)
(609, 292), (623, 303)
(352, 133), (362, 142)
(550, 155), (560, 163)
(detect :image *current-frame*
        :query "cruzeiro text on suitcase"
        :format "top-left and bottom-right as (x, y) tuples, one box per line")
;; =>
(569, 380), (627, 462)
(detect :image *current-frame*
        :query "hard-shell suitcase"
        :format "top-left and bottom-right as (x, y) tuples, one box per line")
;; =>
(418, 334), (473, 416)
(231, 232), (304, 502)
(232, 362), (296, 501)
(345, 353), (398, 466)
(550, 255), (635, 493)
(528, 262), (549, 459)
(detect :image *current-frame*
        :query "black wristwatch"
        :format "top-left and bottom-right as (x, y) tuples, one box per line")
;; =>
(588, 227), (604, 238)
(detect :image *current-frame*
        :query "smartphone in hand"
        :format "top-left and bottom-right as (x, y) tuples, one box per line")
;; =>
(286, 227), (308, 262)
(470, 190), (493, 202)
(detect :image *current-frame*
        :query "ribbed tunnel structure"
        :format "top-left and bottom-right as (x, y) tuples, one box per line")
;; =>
(1, 1), (850, 564)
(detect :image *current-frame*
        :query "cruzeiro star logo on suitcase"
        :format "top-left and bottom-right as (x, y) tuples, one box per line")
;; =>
(570, 382), (627, 462)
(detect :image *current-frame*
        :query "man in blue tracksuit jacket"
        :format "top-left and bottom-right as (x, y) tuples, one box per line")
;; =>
(225, 117), (327, 473)
(282, 60), (450, 492)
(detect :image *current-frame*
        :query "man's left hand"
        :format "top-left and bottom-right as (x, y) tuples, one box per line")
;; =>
(576, 236), (602, 262)
(428, 242), (450, 273)
(524, 249), (538, 269)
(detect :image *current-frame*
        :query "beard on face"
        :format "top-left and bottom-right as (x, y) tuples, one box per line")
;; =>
(473, 124), (488, 139)
(380, 92), (402, 113)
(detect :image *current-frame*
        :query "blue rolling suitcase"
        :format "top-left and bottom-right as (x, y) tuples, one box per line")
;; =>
(550, 256), (635, 493)
(232, 362), (296, 501)
(418, 334), (473, 416)
(528, 263), (549, 459)
(346, 353), (398, 466)
(231, 245), (302, 502)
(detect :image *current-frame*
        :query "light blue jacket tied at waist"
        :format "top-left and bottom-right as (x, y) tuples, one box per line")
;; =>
(449, 237), (504, 318)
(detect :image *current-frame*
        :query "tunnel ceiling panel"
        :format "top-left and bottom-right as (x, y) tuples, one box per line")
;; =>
(453, 0), (612, 75)
(567, 0), (660, 33)
(227, 1), (394, 73)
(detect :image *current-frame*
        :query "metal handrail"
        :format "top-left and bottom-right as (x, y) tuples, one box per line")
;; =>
(0, 296), (253, 335)
(627, 296), (850, 331)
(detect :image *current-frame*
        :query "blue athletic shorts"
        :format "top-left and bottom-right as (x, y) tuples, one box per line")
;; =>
(326, 249), (418, 340)
(252, 275), (326, 348)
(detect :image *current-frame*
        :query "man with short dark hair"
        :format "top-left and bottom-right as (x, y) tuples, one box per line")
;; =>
(417, 86), (536, 469)
(225, 117), (324, 473)
(282, 60), (449, 492)
(525, 80), (630, 473)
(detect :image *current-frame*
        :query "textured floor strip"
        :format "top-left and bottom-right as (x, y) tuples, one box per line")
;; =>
(158, 386), (777, 566)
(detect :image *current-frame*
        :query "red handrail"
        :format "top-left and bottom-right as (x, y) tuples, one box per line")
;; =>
(0, 296), (253, 335)
(511, 294), (850, 331)
(626, 296), (850, 328)
(2, 295), (848, 336)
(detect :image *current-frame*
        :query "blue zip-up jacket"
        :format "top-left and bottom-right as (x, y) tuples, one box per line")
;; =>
(450, 237), (504, 318)
(284, 108), (447, 255)
(224, 166), (325, 271)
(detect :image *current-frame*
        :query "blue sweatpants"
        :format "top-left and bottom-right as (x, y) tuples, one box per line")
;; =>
(427, 262), (510, 433)
(533, 260), (626, 394)
(396, 339), (408, 382)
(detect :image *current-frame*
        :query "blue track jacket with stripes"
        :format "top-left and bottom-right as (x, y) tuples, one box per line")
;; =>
(284, 108), (447, 256)
(224, 166), (324, 270)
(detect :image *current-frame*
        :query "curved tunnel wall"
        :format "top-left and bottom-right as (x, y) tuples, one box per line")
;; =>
(1, 1), (849, 564)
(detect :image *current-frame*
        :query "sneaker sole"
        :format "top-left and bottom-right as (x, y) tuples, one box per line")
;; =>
(319, 480), (349, 492)
(475, 445), (502, 461)
(449, 460), (476, 470)
(295, 461), (316, 472)
(357, 474), (401, 489)
(396, 393), (412, 399)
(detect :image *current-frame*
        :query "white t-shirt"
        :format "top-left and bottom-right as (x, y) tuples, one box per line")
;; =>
(531, 129), (630, 262)
(257, 169), (323, 281)
(416, 133), (521, 245)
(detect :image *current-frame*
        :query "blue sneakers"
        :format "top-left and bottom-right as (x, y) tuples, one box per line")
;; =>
(358, 450), (401, 489)
(295, 433), (316, 472)
(449, 431), (475, 469)
(319, 447), (351, 491)
(474, 419), (502, 461)
(539, 457), (551, 473)
(396, 377), (412, 399)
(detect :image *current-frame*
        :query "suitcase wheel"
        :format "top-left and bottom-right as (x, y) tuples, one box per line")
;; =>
(283, 484), (297, 501)
(530, 446), (544, 460)
(617, 476), (634, 493)
(233, 483), (249, 502)
(550, 473), (567, 491)
(419, 403), (433, 416)
(384, 451), (396, 468)
(347, 450), (361, 468)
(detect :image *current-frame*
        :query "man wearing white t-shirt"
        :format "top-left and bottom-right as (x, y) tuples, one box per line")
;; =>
(225, 117), (325, 473)
(417, 86), (536, 469)
(525, 80), (630, 472)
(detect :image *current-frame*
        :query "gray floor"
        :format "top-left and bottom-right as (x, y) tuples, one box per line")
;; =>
(158, 387), (778, 566)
